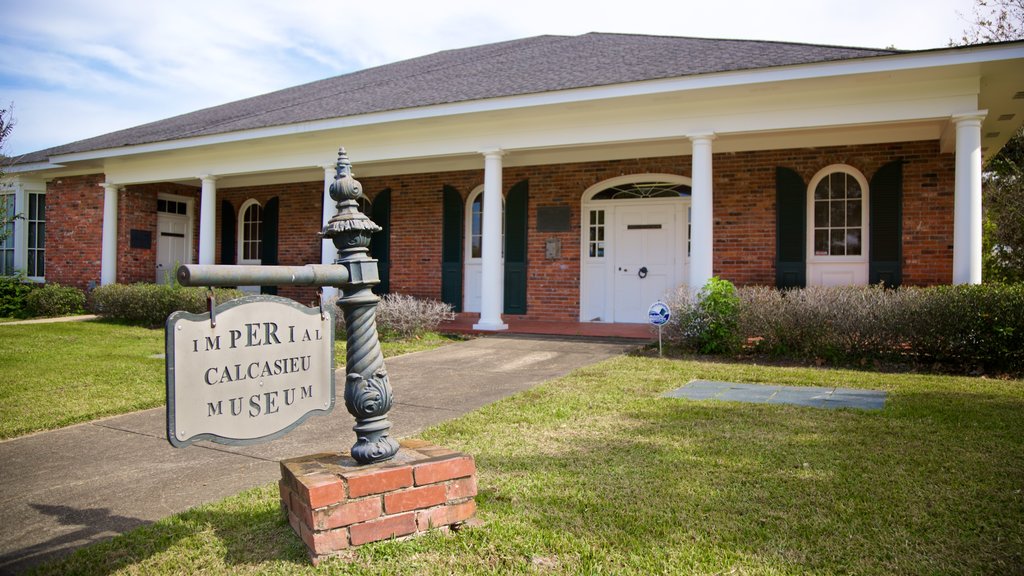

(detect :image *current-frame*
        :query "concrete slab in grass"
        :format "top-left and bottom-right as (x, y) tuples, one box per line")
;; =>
(664, 380), (885, 411)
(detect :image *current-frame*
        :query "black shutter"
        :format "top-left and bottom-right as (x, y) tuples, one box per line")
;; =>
(441, 186), (463, 312)
(220, 200), (235, 265)
(776, 167), (806, 288)
(503, 180), (528, 315)
(870, 160), (903, 287)
(370, 189), (391, 295)
(260, 196), (279, 295)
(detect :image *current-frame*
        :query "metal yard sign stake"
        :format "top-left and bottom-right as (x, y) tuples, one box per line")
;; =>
(167, 147), (398, 465)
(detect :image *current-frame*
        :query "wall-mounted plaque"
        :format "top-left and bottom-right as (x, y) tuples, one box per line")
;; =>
(166, 295), (335, 447)
(536, 205), (571, 232)
(130, 229), (152, 249)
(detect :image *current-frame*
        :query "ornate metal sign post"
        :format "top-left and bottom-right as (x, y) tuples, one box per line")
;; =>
(172, 147), (478, 559)
(322, 148), (400, 464)
(172, 148), (398, 464)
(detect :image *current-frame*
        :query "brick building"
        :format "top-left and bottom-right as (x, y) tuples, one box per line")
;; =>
(5, 34), (1024, 327)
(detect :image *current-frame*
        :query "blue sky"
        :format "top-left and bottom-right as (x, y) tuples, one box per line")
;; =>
(0, 0), (979, 157)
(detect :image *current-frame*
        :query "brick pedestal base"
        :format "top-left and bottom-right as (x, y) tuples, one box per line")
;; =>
(279, 438), (478, 562)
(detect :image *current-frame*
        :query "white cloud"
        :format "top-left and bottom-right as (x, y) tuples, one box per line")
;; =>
(1, 0), (979, 155)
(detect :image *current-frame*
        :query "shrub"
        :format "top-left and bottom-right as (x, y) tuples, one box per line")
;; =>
(90, 283), (246, 327)
(0, 274), (33, 317)
(900, 284), (1024, 373)
(664, 277), (741, 354)
(23, 283), (86, 317)
(734, 283), (1024, 374)
(737, 284), (909, 362)
(372, 293), (455, 339)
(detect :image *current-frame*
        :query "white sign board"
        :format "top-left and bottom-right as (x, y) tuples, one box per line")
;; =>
(648, 301), (671, 326)
(166, 295), (335, 447)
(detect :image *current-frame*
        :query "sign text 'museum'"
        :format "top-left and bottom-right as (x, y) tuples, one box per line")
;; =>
(166, 296), (335, 447)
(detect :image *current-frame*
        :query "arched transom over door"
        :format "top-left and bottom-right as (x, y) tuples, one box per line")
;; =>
(580, 175), (692, 323)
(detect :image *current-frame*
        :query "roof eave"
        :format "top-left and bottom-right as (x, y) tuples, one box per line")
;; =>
(39, 42), (1024, 166)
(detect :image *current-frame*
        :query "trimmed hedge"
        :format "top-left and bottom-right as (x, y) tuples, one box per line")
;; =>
(90, 283), (247, 327)
(24, 283), (86, 317)
(666, 280), (1024, 374)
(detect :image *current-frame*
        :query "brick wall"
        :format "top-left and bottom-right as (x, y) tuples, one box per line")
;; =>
(217, 181), (324, 305)
(45, 173), (106, 291)
(360, 140), (954, 321)
(117, 183), (200, 284)
(42, 141), (954, 317)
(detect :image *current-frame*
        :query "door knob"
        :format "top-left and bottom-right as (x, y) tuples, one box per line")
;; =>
(638, 266), (648, 279)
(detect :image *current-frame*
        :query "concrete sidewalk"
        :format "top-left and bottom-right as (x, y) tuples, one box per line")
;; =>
(0, 334), (640, 574)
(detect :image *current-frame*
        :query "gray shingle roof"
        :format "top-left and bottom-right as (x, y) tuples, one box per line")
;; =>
(19, 33), (898, 164)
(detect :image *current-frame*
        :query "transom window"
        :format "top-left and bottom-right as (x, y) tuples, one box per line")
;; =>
(812, 170), (864, 257)
(591, 182), (692, 200)
(240, 201), (263, 262)
(157, 198), (187, 215)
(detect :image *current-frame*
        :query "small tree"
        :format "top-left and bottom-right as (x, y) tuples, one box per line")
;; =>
(0, 105), (18, 247)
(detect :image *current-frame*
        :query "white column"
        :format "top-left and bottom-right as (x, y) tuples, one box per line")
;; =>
(321, 164), (339, 301)
(474, 149), (508, 331)
(198, 174), (217, 265)
(688, 133), (715, 292)
(100, 182), (120, 285)
(952, 112), (986, 285)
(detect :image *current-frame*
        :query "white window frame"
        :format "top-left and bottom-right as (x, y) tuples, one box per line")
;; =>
(806, 164), (869, 264)
(1, 180), (46, 282)
(464, 185), (504, 263)
(237, 199), (263, 265)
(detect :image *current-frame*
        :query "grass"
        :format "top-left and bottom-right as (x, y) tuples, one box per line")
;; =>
(28, 356), (1024, 575)
(0, 321), (459, 440)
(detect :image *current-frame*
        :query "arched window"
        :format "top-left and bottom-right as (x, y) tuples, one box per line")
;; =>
(238, 199), (263, 264)
(465, 186), (503, 261)
(806, 165), (870, 286)
(808, 166), (868, 258)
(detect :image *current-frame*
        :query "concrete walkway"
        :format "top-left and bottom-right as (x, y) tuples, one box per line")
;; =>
(0, 334), (640, 574)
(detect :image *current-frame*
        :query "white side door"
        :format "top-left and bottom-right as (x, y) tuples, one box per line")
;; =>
(156, 213), (189, 284)
(612, 206), (676, 323)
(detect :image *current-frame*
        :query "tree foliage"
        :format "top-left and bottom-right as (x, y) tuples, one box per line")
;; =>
(956, 0), (1024, 282)
(955, 0), (1024, 44)
(0, 105), (16, 246)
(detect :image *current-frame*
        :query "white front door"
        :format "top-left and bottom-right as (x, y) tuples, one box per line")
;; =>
(156, 213), (189, 284)
(611, 207), (677, 323)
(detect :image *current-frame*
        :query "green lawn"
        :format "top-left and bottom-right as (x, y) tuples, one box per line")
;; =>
(0, 321), (459, 439)
(28, 356), (1024, 575)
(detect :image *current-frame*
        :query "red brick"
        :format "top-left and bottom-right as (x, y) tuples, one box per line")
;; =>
(300, 523), (349, 554)
(278, 480), (290, 510)
(415, 500), (477, 532)
(297, 473), (343, 509)
(343, 465), (413, 498)
(414, 455), (475, 485)
(289, 490), (313, 529)
(288, 510), (302, 536)
(317, 497), (382, 530)
(384, 484), (446, 514)
(349, 512), (417, 546)
(446, 476), (478, 500)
